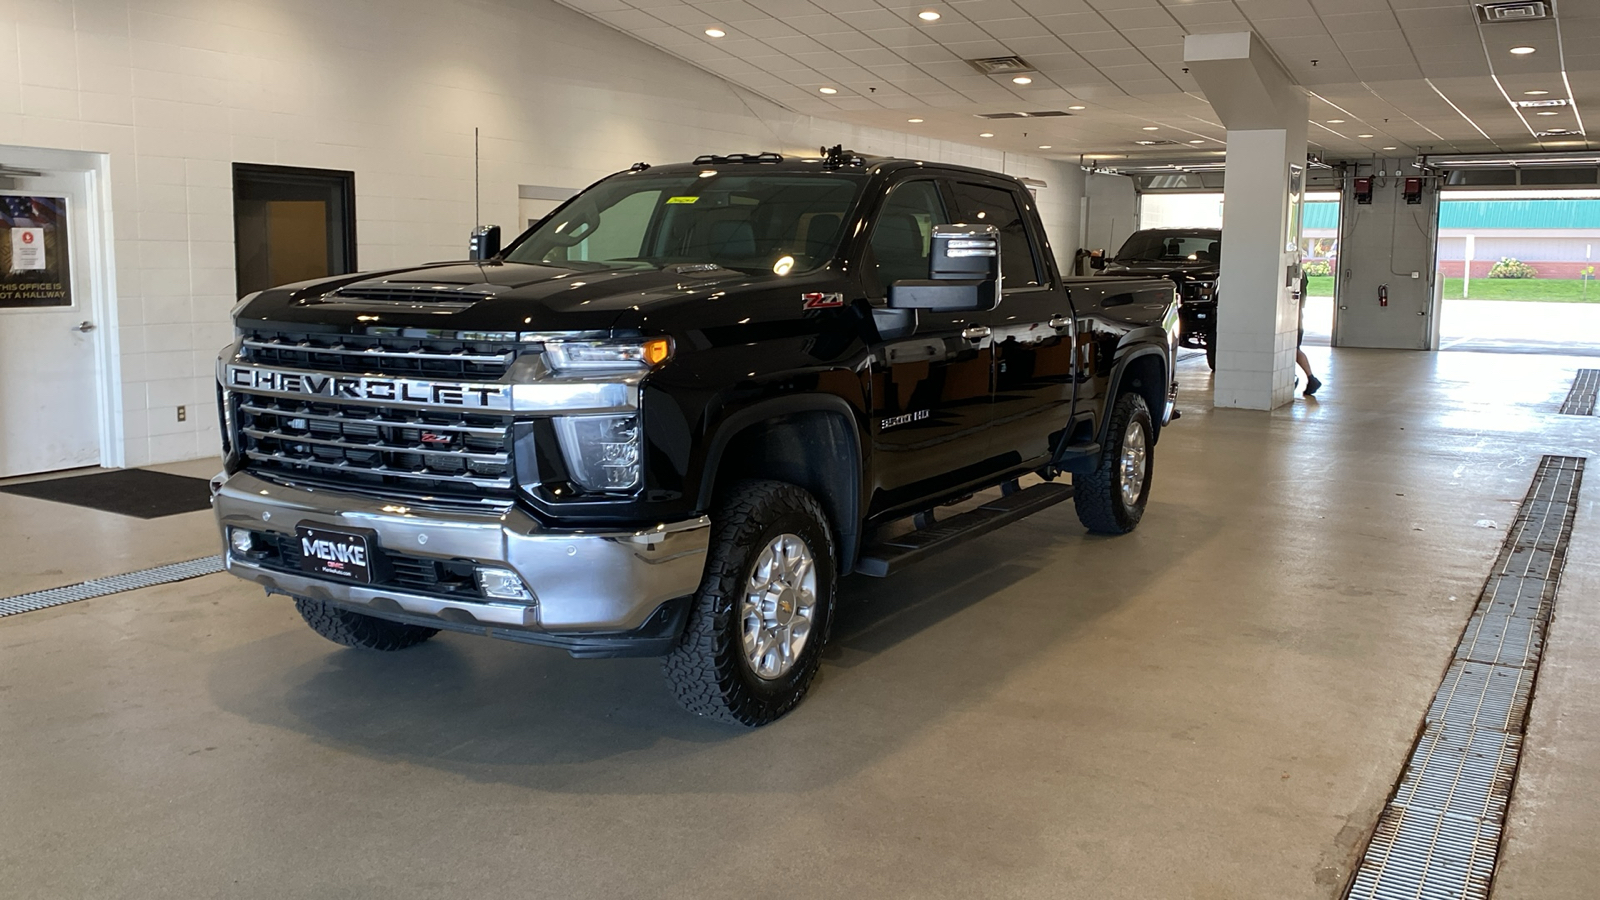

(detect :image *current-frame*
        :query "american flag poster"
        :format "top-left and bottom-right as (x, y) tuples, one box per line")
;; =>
(0, 196), (71, 308)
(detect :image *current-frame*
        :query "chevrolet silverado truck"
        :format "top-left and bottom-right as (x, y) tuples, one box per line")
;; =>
(1093, 227), (1219, 369)
(213, 147), (1179, 726)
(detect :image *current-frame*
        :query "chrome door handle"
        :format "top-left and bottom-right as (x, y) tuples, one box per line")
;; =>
(961, 325), (991, 341)
(74, 321), (97, 333)
(1048, 315), (1071, 330)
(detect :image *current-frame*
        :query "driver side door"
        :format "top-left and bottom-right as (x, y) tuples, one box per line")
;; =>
(862, 178), (995, 515)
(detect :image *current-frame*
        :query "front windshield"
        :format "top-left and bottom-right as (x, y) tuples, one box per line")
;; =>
(504, 172), (861, 275)
(1115, 232), (1220, 263)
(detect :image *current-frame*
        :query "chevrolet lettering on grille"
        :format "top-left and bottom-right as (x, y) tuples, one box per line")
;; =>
(226, 364), (511, 410)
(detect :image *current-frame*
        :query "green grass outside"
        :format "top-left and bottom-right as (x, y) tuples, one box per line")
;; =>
(1302, 275), (1600, 303)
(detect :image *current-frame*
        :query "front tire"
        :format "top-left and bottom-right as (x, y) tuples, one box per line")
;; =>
(1205, 336), (1216, 370)
(664, 479), (837, 727)
(1074, 392), (1154, 535)
(294, 596), (438, 651)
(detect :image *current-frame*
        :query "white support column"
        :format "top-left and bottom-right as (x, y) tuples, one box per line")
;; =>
(1184, 33), (1309, 410)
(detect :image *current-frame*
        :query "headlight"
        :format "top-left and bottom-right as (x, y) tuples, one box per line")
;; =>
(553, 414), (642, 492)
(544, 338), (672, 373)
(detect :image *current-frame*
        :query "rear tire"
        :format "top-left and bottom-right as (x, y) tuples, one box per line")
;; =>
(1073, 392), (1154, 535)
(1205, 337), (1216, 370)
(664, 479), (837, 727)
(294, 596), (438, 651)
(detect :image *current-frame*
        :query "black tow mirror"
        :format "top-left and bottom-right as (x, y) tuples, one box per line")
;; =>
(888, 224), (1000, 312)
(1088, 251), (1107, 271)
(469, 225), (501, 260)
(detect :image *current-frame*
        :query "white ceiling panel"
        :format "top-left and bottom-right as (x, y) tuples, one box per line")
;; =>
(549, 0), (1598, 161)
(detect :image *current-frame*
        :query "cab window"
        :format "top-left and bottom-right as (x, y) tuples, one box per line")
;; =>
(868, 180), (945, 296)
(948, 181), (1042, 288)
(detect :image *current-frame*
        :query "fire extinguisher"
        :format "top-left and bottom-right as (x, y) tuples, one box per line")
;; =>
(1379, 284), (1389, 307)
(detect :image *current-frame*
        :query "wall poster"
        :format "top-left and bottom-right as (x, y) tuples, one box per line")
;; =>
(0, 196), (72, 308)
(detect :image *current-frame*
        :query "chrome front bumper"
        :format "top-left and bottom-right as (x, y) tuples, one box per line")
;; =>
(213, 471), (711, 637)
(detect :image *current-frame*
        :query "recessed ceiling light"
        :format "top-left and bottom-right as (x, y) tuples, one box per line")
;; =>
(1068, 105), (1086, 110)
(819, 87), (837, 94)
(1358, 133), (1375, 138)
(918, 10), (940, 21)
(1142, 126), (1159, 131)
(1327, 119), (1345, 124)
(1536, 111), (1560, 116)
(1135, 140), (1156, 145)
(1012, 76), (1032, 84)
(907, 118), (924, 123)
(1188, 139), (1205, 144)
(704, 27), (725, 37)
(1382, 146), (1398, 150)
(979, 132), (994, 138)
(1510, 46), (1536, 55)
(1038, 145), (1052, 149)
(1524, 90), (1550, 96)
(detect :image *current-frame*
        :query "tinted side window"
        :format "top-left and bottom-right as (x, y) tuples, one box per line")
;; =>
(868, 180), (945, 295)
(948, 182), (1040, 288)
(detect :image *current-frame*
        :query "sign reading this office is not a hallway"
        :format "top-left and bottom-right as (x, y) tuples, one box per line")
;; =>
(0, 196), (71, 308)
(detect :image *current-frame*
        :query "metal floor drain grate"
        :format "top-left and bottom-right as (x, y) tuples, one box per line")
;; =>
(1559, 369), (1598, 415)
(0, 556), (224, 618)
(1345, 455), (1584, 900)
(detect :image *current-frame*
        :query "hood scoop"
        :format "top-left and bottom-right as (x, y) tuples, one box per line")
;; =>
(303, 281), (498, 311)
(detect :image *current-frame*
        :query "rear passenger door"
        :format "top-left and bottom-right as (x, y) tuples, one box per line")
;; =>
(863, 178), (997, 513)
(945, 178), (1077, 469)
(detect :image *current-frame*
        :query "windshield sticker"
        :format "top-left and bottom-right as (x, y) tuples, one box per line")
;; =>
(666, 196), (700, 204)
(802, 292), (844, 310)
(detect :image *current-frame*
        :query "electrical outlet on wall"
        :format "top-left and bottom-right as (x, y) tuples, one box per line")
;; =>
(177, 405), (187, 422)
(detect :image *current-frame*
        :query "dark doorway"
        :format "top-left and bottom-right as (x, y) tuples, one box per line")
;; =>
(232, 163), (356, 298)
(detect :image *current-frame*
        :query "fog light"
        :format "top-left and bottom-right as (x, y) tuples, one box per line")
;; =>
(475, 567), (534, 602)
(230, 528), (257, 555)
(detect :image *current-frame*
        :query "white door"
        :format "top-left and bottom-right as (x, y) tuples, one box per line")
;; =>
(0, 171), (102, 477)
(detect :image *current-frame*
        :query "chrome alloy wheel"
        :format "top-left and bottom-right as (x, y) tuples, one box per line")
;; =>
(1119, 417), (1148, 509)
(739, 533), (818, 680)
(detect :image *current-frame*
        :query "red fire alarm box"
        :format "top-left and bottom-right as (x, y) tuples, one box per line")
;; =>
(1404, 177), (1423, 205)
(1354, 176), (1373, 205)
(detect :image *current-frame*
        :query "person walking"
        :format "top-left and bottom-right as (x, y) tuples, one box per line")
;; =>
(1297, 271), (1322, 396)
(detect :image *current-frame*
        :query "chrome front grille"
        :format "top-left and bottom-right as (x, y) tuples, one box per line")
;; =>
(241, 329), (518, 379)
(233, 394), (513, 495)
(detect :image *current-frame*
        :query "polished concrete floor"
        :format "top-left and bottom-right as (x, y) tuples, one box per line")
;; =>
(2, 347), (1596, 899)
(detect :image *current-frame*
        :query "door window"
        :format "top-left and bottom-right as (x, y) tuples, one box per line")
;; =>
(949, 182), (1041, 288)
(868, 180), (945, 295)
(233, 164), (357, 298)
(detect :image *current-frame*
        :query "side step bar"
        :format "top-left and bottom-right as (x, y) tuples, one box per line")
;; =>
(854, 481), (1073, 578)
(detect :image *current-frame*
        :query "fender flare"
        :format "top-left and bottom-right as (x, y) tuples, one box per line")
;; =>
(696, 392), (867, 568)
(1098, 342), (1170, 447)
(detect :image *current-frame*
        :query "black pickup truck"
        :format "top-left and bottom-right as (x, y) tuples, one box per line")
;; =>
(1093, 227), (1220, 369)
(212, 148), (1178, 726)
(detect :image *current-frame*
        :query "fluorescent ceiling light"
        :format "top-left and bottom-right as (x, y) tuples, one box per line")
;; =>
(819, 87), (837, 94)
(1142, 126), (1159, 131)
(1510, 46), (1536, 54)
(907, 118), (924, 123)
(1012, 76), (1032, 84)
(918, 10), (940, 20)
(1068, 105), (1086, 110)
(1038, 145), (1052, 149)
(1358, 133), (1375, 138)
(1383, 146), (1398, 150)
(1524, 90), (1550, 95)
(704, 27), (725, 37)
(1189, 139), (1205, 144)
(979, 132), (994, 137)
(1327, 119), (1346, 124)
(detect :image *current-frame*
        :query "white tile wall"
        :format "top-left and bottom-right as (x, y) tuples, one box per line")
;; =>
(0, 0), (1084, 467)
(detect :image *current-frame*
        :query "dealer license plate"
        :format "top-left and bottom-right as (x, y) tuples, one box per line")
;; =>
(296, 525), (373, 583)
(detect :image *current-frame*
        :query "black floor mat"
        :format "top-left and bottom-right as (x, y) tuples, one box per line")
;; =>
(0, 469), (213, 519)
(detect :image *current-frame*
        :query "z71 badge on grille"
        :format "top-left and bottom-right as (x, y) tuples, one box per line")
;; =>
(226, 364), (511, 410)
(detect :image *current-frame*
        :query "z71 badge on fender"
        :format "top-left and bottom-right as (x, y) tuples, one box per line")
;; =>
(802, 292), (845, 310)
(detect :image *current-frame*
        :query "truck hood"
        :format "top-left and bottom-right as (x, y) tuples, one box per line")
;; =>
(235, 260), (780, 334)
(1099, 260), (1217, 280)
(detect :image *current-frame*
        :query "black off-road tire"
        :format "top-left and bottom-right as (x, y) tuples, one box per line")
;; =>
(1073, 392), (1155, 535)
(663, 479), (837, 727)
(294, 596), (438, 651)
